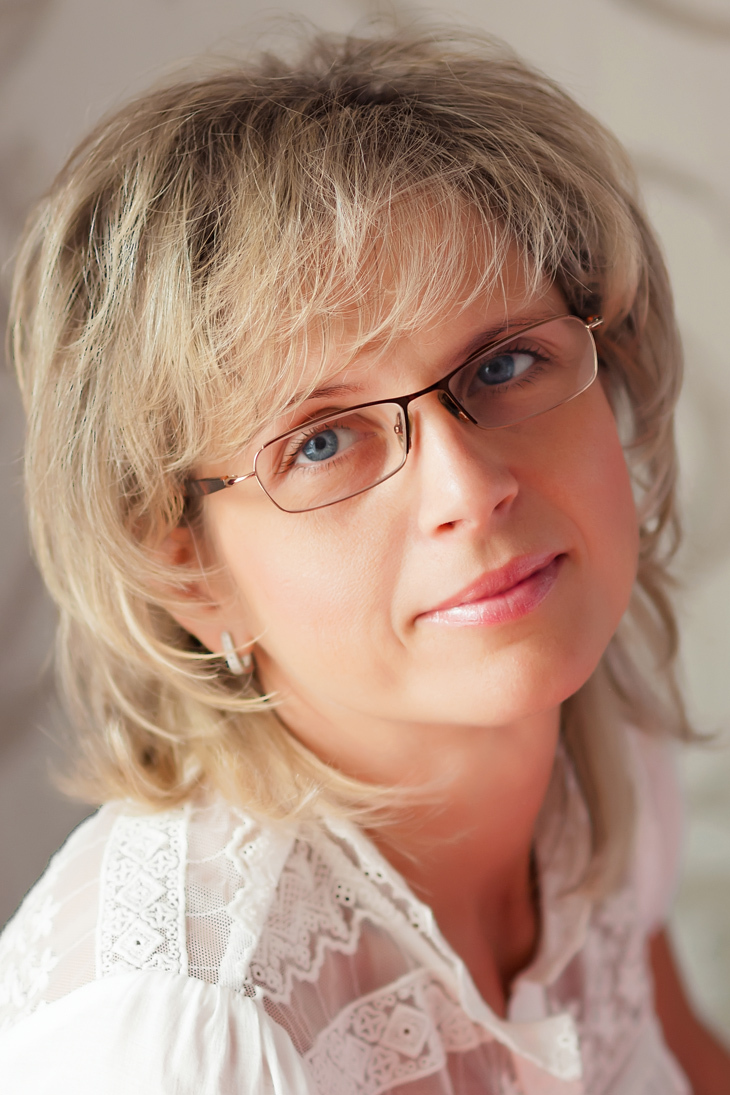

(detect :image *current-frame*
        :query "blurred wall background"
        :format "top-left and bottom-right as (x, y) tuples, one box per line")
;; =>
(1, 0), (729, 1038)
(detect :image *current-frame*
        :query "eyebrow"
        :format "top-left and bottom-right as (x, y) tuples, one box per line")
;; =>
(455, 312), (560, 362)
(285, 382), (364, 408)
(287, 311), (560, 408)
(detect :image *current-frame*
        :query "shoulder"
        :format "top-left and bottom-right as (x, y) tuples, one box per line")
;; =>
(0, 971), (316, 1095)
(626, 727), (685, 932)
(0, 797), (316, 1093)
(0, 803), (117, 1031)
(0, 795), (296, 1024)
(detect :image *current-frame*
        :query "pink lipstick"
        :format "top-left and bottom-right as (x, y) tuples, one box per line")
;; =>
(419, 552), (564, 627)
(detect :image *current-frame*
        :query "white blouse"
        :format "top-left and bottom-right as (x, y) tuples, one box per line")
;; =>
(0, 731), (690, 1095)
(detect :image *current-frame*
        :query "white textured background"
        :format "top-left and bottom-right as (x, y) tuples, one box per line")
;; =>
(1, 0), (729, 1040)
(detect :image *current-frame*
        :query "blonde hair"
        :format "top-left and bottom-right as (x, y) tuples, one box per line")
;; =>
(11, 27), (691, 892)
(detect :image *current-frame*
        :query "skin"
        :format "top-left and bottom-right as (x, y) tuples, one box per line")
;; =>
(166, 253), (730, 1080)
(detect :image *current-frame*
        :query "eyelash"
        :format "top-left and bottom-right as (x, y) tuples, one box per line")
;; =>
(472, 339), (551, 387)
(279, 420), (347, 472)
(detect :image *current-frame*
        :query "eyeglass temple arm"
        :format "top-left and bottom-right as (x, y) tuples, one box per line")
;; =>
(186, 472), (255, 497)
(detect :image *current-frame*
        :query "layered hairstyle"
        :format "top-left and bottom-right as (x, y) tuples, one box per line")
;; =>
(10, 27), (690, 892)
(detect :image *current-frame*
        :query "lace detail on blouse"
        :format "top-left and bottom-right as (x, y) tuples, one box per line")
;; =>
(545, 885), (652, 1094)
(306, 968), (489, 1095)
(0, 861), (61, 1033)
(237, 821), (429, 1004)
(216, 814), (294, 992)
(0, 730), (692, 1095)
(240, 833), (365, 1001)
(98, 808), (188, 977)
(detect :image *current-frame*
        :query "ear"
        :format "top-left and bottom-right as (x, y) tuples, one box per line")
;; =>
(159, 523), (254, 659)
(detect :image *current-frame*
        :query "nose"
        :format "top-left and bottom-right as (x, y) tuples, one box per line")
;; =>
(407, 393), (519, 536)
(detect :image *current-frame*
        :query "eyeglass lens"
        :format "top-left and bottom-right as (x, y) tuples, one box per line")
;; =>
(255, 402), (409, 513)
(255, 315), (597, 513)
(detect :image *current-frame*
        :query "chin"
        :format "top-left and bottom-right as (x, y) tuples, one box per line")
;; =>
(412, 647), (605, 728)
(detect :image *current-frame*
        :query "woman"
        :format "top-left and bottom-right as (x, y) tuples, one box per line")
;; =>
(0, 26), (727, 1094)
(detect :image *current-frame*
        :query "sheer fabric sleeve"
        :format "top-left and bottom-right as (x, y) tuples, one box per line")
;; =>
(0, 971), (317, 1095)
(629, 728), (685, 935)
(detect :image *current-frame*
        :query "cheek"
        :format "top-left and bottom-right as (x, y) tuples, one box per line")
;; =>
(212, 505), (397, 670)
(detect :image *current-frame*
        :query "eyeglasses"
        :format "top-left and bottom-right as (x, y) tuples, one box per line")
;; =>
(187, 313), (602, 513)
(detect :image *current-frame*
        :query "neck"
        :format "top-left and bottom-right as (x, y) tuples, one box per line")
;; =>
(269, 673), (560, 1012)
(371, 710), (558, 1010)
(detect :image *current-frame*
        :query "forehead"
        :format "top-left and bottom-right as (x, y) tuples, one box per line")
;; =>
(279, 243), (561, 409)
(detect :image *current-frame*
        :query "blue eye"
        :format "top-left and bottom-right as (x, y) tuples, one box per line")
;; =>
(476, 351), (535, 386)
(300, 429), (339, 462)
(290, 424), (362, 468)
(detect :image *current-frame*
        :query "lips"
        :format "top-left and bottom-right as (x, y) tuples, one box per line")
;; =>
(417, 551), (565, 627)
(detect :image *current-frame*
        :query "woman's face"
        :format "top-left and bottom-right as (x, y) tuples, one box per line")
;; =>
(187, 256), (639, 767)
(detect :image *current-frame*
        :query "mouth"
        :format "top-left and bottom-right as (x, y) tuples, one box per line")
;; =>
(417, 551), (566, 627)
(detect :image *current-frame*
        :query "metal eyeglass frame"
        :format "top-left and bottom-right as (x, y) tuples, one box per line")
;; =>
(186, 313), (603, 512)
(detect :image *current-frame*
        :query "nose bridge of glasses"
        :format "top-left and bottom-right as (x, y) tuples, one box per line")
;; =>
(407, 378), (478, 422)
(396, 383), (478, 454)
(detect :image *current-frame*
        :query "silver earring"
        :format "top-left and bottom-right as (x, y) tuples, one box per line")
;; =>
(221, 631), (252, 676)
